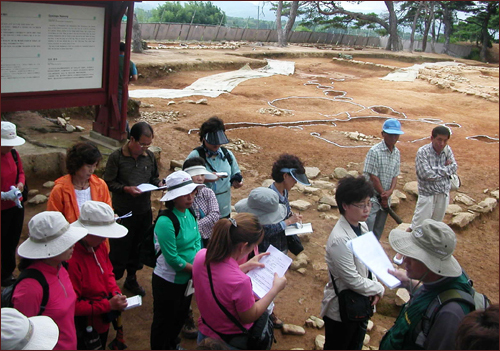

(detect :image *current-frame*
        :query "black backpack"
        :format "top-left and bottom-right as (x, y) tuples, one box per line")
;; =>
(1, 268), (49, 315)
(140, 207), (196, 268)
(194, 146), (233, 172)
(11, 149), (29, 202)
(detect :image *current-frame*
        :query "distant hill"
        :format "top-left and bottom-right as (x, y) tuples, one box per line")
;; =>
(135, 1), (276, 20)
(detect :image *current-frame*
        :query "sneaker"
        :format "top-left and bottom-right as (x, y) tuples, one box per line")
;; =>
(1, 275), (16, 287)
(181, 311), (198, 339)
(124, 276), (146, 297)
(270, 312), (283, 329)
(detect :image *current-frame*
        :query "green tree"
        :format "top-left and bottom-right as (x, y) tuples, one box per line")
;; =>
(151, 1), (225, 25)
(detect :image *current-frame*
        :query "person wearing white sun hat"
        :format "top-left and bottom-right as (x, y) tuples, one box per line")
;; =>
(1, 121), (27, 288)
(380, 219), (476, 350)
(67, 201), (129, 349)
(151, 171), (204, 350)
(12, 211), (88, 350)
(1, 307), (59, 350)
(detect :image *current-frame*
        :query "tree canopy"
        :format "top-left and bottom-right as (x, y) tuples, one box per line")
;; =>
(150, 1), (226, 26)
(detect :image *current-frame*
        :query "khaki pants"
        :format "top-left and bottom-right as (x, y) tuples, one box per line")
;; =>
(410, 193), (449, 230)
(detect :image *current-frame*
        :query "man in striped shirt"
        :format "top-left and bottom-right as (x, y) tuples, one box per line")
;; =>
(363, 119), (404, 240)
(407, 125), (457, 232)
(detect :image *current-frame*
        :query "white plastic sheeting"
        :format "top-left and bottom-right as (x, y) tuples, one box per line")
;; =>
(129, 59), (295, 99)
(380, 61), (464, 82)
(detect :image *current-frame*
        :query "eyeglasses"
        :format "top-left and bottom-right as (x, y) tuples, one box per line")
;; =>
(138, 142), (152, 148)
(350, 202), (372, 210)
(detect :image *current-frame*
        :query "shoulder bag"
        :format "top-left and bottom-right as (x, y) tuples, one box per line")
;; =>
(201, 263), (275, 350)
(330, 272), (373, 322)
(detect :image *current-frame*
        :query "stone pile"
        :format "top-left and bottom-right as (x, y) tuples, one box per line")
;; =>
(134, 110), (182, 125)
(258, 107), (293, 116)
(224, 138), (261, 155)
(45, 116), (85, 133)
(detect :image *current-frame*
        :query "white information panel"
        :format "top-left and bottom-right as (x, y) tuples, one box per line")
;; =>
(1, 1), (104, 93)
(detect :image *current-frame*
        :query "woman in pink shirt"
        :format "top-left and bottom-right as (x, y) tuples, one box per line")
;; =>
(12, 211), (88, 350)
(192, 213), (287, 349)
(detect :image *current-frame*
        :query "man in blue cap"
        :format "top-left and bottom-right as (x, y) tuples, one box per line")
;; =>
(363, 118), (404, 240)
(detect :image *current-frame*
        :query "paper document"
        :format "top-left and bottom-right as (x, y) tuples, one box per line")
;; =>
(247, 245), (292, 298)
(346, 231), (401, 289)
(137, 183), (168, 192)
(285, 223), (313, 236)
(116, 211), (132, 221)
(124, 295), (142, 310)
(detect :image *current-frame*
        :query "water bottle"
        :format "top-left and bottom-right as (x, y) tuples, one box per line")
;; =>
(84, 326), (102, 350)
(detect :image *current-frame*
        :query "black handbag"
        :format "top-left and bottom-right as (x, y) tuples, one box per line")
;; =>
(286, 234), (304, 256)
(331, 272), (373, 322)
(201, 264), (275, 350)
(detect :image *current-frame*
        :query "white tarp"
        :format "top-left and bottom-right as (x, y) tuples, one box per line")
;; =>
(129, 59), (295, 99)
(380, 61), (464, 82)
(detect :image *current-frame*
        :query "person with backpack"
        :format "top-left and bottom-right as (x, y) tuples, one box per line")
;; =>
(11, 211), (88, 350)
(380, 219), (478, 350)
(67, 201), (129, 349)
(1, 121), (27, 287)
(185, 116), (243, 219)
(150, 171), (204, 350)
(192, 213), (287, 349)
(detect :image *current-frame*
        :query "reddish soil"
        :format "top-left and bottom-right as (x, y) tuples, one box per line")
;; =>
(8, 44), (499, 350)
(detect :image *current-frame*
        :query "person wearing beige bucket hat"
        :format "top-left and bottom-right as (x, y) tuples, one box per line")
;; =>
(1, 121), (27, 288)
(151, 171), (204, 350)
(67, 201), (129, 349)
(12, 211), (88, 350)
(1, 307), (59, 350)
(380, 219), (477, 350)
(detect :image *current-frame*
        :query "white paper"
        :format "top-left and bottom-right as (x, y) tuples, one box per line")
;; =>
(136, 183), (168, 192)
(184, 279), (194, 296)
(124, 295), (142, 310)
(285, 223), (313, 236)
(346, 231), (401, 289)
(246, 245), (292, 298)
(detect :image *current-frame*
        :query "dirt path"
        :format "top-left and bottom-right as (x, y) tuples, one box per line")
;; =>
(10, 44), (499, 350)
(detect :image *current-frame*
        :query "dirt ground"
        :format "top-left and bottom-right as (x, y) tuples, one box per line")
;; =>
(6, 43), (499, 350)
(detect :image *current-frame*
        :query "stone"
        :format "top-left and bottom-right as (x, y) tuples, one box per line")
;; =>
(42, 181), (55, 188)
(292, 183), (307, 192)
(403, 181), (418, 196)
(364, 334), (370, 345)
(309, 315), (325, 329)
(28, 194), (48, 205)
(290, 200), (312, 211)
(296, 252), (310, 263)
(182, 99), (196, 104)
(261, 179), (274, 188)
(170, 160), (183, 169)
(167, 101), (175, 105)
(319, 213), (339, 221)
(65, 124), (75, 132)
(57, 117), (66, 127)
(395, 222), (411, 231)
(305, 318), (316, 328)
(305, 167), (321, 179)
(196, 98), (208, 105)
(395, 288), (410, 306)
(315, 335), (325, 350)
(318, 204), (331, 212)
(297, 268), (307, 274)
(313, 262), (328, 271)
(454, 193), (476, 206)
(311, 180), (336, 190)
(282, 324), (305, 335)
(393, 189), (407, 200)
(491, 190), (499, 199)
(304, 187), (321, 195)
(290, 259), (308, 271)
(28, 189), (39, 196)
(446, 204), (463, 214)
(390, 196), (400, 208)
(369, 346), (379, 350)
(366, 320), (374, 332)
(478, 197), (498, 212)
(333, 167), (349, 179)
(362, 346), (370, 350)
(451, 212), (476, 227)
(75, 126), (85, 132)
(347, 170), (359, 177)
(319, 195), (337, 207)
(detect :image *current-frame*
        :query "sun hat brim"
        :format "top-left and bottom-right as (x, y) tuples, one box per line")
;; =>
(17, 227), (88, 259)
(389, 228), (462, 277)
(24, 315), (59, 350)
(1, 135), (25, 147)
(70, 220), (128, 239)
(160, 183), (205, 202)
(184, 165), (218, 180)
(234, 198), (287, 225)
